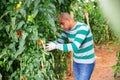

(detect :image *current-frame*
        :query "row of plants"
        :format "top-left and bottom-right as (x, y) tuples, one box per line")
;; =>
(72, 1), (120, 80)
(71, 0), (117, 44)
(112, 50), (120, 80)
(0, 0), (72, 80)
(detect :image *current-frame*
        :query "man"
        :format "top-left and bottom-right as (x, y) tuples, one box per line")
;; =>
(45, 12), (95, 80)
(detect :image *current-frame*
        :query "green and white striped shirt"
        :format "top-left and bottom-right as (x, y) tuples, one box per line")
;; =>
(55, 22), (95, 64)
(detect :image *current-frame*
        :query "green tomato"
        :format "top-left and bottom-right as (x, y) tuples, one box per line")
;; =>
(0, 61), (3, 66)
(27, 15), (33, 22)
(60, 59), (64, 62)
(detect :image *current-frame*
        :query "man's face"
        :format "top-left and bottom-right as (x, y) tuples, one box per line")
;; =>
(58, 18), (71, 30)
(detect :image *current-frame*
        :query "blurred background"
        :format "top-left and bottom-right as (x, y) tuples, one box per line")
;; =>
(0, 0), (120, 80)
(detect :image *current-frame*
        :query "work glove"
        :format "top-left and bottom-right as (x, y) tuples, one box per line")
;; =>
(45, 42), (56, 51)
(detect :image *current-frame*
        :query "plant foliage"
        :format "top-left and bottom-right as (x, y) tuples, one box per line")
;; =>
(0, 0), (71, 80)
(112, 50), (120, 80)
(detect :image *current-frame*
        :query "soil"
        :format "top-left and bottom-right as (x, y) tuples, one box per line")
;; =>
(64, 44), (120, 80)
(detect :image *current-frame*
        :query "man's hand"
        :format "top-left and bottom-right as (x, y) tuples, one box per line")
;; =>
(45, 42), (56, 51)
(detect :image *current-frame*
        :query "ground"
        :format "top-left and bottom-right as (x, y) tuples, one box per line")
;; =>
(64, 43), (120, 80)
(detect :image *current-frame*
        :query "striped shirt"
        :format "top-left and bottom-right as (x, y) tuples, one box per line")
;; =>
(55, 22), (95, 64)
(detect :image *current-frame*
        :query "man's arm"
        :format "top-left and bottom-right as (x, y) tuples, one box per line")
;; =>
(54, 31), (67, 43)
(56, 26), (89, 52)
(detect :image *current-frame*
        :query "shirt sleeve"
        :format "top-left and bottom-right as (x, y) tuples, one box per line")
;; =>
(56, 26), (89, 52)
(54, 31), (67, 44)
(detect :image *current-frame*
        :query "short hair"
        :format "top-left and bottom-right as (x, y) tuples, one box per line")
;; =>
(58, 12), (72, 21)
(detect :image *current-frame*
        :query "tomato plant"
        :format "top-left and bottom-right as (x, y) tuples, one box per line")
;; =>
(37, 40), (42, 46)
(1, 0), (118, 80)
(71, 0), (117, 44)
(0, 0), (71, 80)
(112, 50), (120, 80)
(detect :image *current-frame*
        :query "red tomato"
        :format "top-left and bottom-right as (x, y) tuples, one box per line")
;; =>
(17, 30), (22, 38)
(37, 40), (42, 46)
(40, 65), (45, 68)
(21, 77), (26, 80)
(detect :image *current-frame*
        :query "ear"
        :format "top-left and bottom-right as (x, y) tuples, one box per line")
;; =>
(66, 18), (71, 22)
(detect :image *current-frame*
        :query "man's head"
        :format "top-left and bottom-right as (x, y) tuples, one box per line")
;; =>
(58, 12), (76, 30)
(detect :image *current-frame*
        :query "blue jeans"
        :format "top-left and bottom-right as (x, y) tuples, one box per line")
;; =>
(73, 61), (95, 80)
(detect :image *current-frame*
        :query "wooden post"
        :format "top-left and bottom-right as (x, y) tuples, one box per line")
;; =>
(84, 10), (91, 27)
(69, 51), (73, 76)
(69, 4), (74, 76)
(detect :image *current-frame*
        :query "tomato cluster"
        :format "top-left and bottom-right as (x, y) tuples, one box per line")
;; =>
(17, 30), (22, 38)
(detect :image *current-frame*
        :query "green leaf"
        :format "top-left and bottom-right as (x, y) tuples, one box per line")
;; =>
(11, 69), (20, 80)
(29, 25), (38, 40)
(15, 32), (28, 58)
(49, 3), (56, 12)
(0, 49), (7, 59)
(26, 0), (32, 8)
(0, 73), (2, 80)
(11, 17), (16, 30)
(15, 46), (25, 58)
(10, 31), (18, 42)
(0, 61), (3, 66)
(5, 25), (10, 33)
(34, 0), (40, 7)
(25, 27), (32, 33)
(19, 8), (26, 18)
(32, 9), (38, 18)
(8, 42), (16, 52)
(9, 0), (14, 3)
(117, 50), (120, 57)
(29, 63), (34, 71)
(17, 21), (25, 30)
(6, 61), (13, 71)
(0, 22), (4, 30)
(47, 14), (56, 32)
(58, 0), (64, 4)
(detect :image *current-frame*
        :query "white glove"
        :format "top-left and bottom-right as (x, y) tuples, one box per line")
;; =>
(45, 42), (56, 51)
